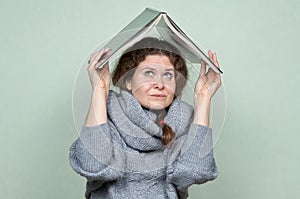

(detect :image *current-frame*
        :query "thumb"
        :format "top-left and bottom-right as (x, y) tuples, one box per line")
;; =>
(200, 60), (206, 77)
(96, 77), (106, 89)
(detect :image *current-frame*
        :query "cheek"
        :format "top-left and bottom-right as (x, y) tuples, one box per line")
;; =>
(130, 73), (150, 92)
(164, 81), (176, 94)
(131, 81), (153, 93)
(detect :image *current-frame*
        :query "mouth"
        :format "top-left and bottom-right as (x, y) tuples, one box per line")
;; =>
(150, 94), (166, 98)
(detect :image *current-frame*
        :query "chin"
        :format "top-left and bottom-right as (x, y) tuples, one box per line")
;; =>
(145, 103), (170, 110)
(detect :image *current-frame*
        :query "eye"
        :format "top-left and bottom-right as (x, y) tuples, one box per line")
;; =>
(144, 70), (154, 77)
(163, 72), (173, 79)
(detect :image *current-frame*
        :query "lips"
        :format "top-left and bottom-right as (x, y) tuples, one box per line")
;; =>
(150, 94), (166, 97)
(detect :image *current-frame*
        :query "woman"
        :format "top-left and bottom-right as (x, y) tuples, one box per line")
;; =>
(69, 37), (222, 199)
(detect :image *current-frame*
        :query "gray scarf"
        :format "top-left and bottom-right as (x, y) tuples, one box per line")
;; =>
(107, 90), (194, 151)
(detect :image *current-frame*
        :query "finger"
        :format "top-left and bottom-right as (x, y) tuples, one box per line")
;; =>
(100, 66), (111, 89)
(88, 52), (96, 64)
(89, 48), (110, 63)
(101, 63), (109, 74)
(212, 52), (220, 68)
(89, 51), (98, 60)
(97, 77), (106, 88)
(88, 51), (101, 64)
(200, 60), (206, 77)
(97, 63), (110, 79)
(195, 75), (207, 94)
(89, 49), (110, 70)
(88, 51), (102, 70)
(208, 50), (214, 61)
(96, 49), (111, 69)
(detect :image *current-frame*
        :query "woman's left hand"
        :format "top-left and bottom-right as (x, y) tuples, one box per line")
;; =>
(194, 50), (222, 102)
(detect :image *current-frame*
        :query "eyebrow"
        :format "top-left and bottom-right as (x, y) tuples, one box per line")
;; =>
(165, 69), (175, 72)
(140, 66), (175, 72)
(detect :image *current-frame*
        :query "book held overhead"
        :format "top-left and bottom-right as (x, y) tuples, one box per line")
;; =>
(97, 8), (223, 74)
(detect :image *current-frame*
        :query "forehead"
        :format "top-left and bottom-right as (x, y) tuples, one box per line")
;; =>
(138, 55), (174, 69)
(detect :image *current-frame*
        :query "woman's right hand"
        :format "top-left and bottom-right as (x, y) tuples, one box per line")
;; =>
(87, 48), (111, 97)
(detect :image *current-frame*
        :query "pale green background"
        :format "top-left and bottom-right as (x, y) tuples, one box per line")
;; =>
(0, 0), (299, 198)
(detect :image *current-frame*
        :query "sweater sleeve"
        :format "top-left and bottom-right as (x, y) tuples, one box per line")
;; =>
(69, 123), (123, 181)
(166, 124), (218, 191)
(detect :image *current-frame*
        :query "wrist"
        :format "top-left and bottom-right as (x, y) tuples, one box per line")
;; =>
(193, 95), (211, 127)
(194, 95), (211, 108)
(93, 84), (108, 94)
(92, 85), (106, 93)
(91, 87), (108, 101)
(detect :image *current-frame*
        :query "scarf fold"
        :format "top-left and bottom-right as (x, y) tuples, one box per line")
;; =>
(107, 90), (194, 151)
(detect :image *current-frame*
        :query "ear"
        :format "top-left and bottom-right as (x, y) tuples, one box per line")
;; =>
(125, 79), (132, 91)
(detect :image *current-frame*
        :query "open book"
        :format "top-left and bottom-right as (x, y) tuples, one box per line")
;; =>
(97, 8), (223, 74)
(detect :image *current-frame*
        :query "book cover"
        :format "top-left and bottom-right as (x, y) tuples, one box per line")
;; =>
(97, 8), (223, 74)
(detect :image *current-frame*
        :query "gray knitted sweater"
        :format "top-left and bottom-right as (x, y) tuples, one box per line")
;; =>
(69, 90), (217, 199)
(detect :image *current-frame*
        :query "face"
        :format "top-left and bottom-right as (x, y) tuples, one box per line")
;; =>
(126, 55), (176, 110)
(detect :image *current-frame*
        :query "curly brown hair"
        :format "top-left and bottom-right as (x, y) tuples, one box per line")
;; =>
(111, 37), (188, 145)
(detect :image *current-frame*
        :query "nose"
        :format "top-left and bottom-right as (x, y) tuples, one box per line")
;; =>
(153, 76), (164, 89)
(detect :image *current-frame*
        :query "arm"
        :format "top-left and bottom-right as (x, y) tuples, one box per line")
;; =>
(69, 49), (123, 181)
(193, 50), (222, 127)
(167, 124), (218, 191)
(85, 49), (110, 126)
(192, 96), (211, 126)
(167, 51), (221, 190)
(85, 87), (108, 126)
(69, 124), (123, 181)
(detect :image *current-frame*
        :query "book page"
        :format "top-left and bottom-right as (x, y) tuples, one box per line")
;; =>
(162, 14), (222, 73)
